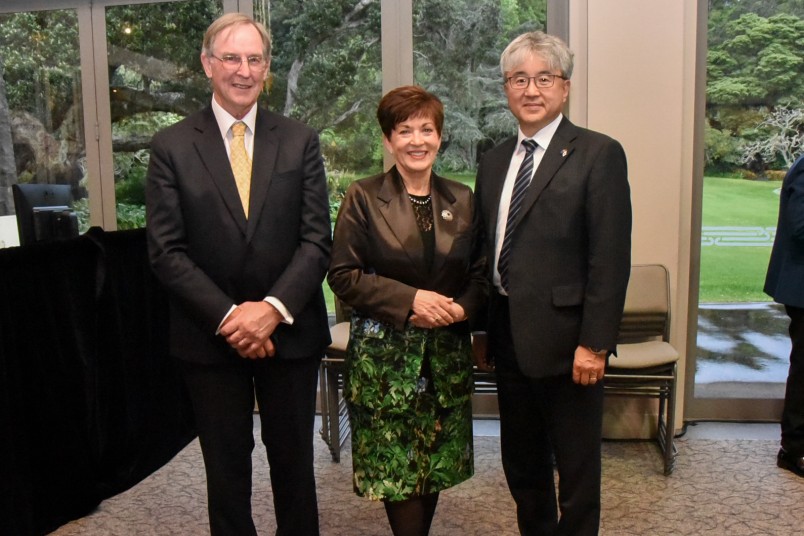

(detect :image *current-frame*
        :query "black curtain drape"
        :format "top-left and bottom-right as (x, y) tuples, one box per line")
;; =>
(0, 228), (195, 536)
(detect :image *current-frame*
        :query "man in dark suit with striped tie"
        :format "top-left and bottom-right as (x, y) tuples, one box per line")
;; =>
(475, 31), (631, 535)
(145, 13), (330, 535)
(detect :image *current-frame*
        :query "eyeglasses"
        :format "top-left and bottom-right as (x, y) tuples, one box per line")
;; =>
(505, 73), (567, 90)
(209, 53), (267, 71)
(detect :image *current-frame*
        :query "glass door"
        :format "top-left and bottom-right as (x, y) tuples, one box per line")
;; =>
(687, 0), (803, 420)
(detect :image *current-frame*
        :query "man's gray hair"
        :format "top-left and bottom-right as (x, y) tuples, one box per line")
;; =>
(500, 31), (574, 79)
(202, 12), (271, 60)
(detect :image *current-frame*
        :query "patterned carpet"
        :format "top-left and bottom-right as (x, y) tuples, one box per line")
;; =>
(50, 428), (801, 535)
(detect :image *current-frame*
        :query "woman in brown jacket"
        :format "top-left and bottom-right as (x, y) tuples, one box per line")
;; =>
(328, 85), (487, 536)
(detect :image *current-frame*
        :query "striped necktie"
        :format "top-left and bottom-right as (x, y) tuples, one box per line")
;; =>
(498, 139), (538, 293)
(230, 121), (251, 218)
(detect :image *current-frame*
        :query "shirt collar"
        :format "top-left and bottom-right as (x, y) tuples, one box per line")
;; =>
(516, 113), (563, 153)
(210, 98), (258, 138)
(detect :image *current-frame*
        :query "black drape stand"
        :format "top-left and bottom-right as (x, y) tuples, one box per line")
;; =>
(0, 228), (196, 536)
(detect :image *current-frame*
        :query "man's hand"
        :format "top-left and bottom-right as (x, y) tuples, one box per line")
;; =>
(572, 345), (606, 386)
(220, 301), (283, 359)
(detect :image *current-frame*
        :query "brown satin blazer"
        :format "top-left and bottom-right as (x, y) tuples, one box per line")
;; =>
(328, 166), (487, 331)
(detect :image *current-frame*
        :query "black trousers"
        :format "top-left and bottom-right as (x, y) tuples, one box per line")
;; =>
(490, 294), (603, 536)
(181, 354), (321, 536)
(783, 305), (804, 457)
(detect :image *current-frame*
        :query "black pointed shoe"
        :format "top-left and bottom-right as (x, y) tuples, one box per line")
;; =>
(777, 448), (804, 477)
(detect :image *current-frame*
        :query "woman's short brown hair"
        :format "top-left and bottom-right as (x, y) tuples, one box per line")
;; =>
(376, 85), (444, 139)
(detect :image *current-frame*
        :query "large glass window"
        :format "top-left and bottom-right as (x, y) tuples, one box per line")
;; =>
(0, 8), (85, 246)
(412, 0), (547, 184)
(259, 1), (382, 312)
(105, 0), (223, 230)
(260, 0), (382, 213)
(694, 0), (803, 406)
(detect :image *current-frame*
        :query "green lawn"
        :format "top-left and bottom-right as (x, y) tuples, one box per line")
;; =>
(323, 174), (778, 312)
(700, 176), (780, 303)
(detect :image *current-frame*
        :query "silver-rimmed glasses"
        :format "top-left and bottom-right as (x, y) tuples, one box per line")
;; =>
(505, 73), (567, 89)
(209, 53), (267, 71)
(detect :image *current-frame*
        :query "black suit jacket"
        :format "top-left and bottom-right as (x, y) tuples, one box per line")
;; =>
(145, 106), (332, 364)
(765, 154), (804, 309)
(475, 116), (631, 378)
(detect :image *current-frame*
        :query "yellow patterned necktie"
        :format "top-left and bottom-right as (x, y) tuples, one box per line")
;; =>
(230, 121), (252, 218)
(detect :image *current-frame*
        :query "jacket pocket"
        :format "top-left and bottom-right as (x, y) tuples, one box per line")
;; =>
(552, 285), (584, 307)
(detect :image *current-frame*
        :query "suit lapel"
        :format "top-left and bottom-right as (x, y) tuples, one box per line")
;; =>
(514, 117), (578, 226)
(194, 108), (248, 235)
(377, 168), (427, 275)
(246, 110), (279, 241)
(485, 137), (518, 236)
(430, 174), (460, 277)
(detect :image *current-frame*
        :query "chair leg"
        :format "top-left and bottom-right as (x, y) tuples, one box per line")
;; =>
(662, 364), (678, 475)
(318, 363), (331, 448)
(326, 362), (342, 462)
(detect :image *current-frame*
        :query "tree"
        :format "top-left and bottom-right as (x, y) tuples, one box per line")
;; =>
(741, 106), (804, 170)
(267, 0), (382, 172)
(0, 57), (15, 214)
(706, 2), (804, 173)
(413, 0), (546, 170)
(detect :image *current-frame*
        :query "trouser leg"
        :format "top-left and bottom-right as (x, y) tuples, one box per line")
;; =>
(254, 355), (321, 536)
(181, 360), (257, 536)
(783, 305), (804, 456)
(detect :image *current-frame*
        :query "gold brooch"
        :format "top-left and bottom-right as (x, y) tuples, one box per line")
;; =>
(441, 210), (453, 221)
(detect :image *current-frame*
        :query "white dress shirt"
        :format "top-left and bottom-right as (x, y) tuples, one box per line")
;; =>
(493, 113), (563, 293)
(209, 99), (294, 331)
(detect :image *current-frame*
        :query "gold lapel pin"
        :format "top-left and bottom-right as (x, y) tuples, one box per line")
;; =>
(441, 210), (453, 221)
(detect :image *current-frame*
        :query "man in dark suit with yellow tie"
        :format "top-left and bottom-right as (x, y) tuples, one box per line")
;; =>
(475, 32), (631, 535)
(145, 13), (331, 536)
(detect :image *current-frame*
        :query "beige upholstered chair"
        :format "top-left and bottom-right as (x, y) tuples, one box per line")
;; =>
(606, 264), (679, 475)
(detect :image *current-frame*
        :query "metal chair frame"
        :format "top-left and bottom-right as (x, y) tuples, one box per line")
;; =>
(319, 264), (680, 476)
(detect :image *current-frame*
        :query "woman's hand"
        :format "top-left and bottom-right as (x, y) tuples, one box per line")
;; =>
(410, 290), (464, 329)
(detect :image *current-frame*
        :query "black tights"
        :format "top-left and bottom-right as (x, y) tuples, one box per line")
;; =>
(383, 492), (440, 536)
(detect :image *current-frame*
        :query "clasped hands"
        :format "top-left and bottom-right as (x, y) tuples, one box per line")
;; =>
(219, 301), (283, 359)
(408, 289), (466, 329)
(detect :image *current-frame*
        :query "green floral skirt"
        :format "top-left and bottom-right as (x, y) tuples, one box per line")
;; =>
(344, 314), (474, 501)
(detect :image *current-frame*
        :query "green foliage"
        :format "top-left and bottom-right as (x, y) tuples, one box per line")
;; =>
(413, 0), (543, 171)
(266, 0), (382, 174)
(326, 165), (359, 222)
(706, 3), (804, 174)
(106, 0), (219, 106)
(71, 198), (145, 232)
(72, 198), (91, 233)
(704, 124), (743, 173)
(115, 203), (146, 230)
(112, 149), (150, 204)
(0, 10), (80, 126)
(107, 1), (219, 67)
(707, 12), (804, 107)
